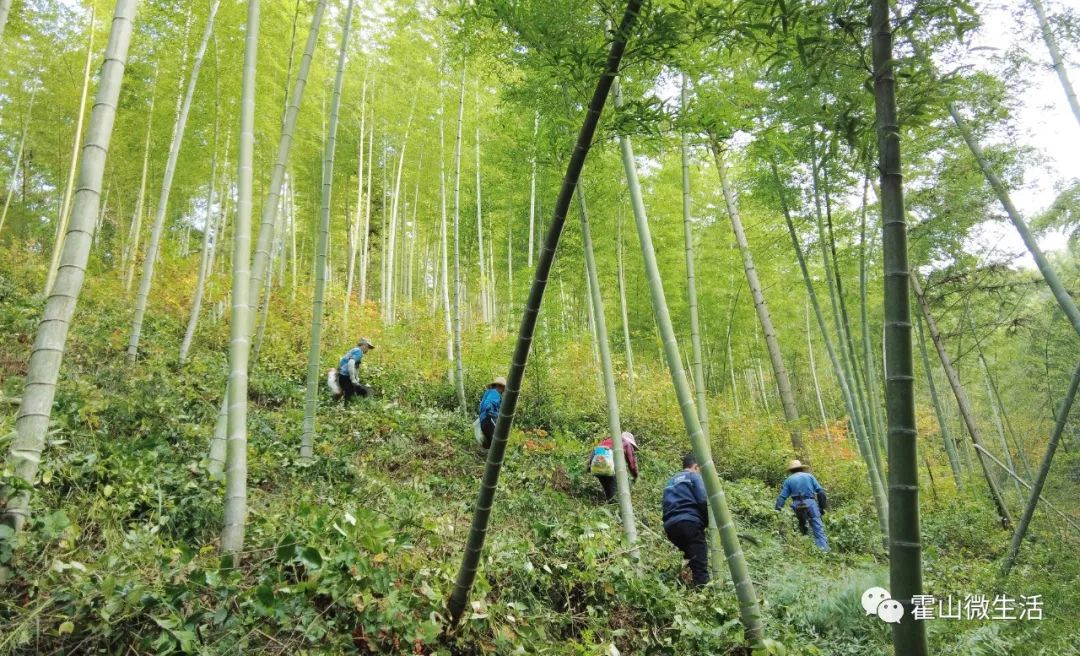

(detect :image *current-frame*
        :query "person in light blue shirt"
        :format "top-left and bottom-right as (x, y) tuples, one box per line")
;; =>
(476, 376), (506, 449)
(335, 337), (375, 401)
(775, 459), (829, 551)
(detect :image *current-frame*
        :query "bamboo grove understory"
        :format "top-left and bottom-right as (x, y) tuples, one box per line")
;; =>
(1, 0), (1079, 652)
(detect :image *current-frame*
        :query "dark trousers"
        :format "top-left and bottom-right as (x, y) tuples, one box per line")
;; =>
(596, 475), (616, 502)
(338, 373), (372, 401)
(480, 417), (496, 449)
(665, 521), (710, 587)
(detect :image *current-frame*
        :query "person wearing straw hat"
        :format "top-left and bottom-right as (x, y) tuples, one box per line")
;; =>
(476, 376), (506, 449)
(335, 337), (375, 402)
(774, 459), (830, 551)
(587, 431), (639, 503)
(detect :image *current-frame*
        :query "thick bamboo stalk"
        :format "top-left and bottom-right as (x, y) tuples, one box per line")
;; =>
(221, 0), (259, 555)
(45, 5), (97, 296)
(2, 0), (137, 532)
(622, 83), (764, 647)
(451, 64), (467, 413)
(714, 145), (803, 456)
(446, 5), (641, 625)
(872, 3), (928, 648)
(299, 0), (354, 460)
(577, 183), (638, 555)
(911, 274), (1012, 527)
(127, 1), (217, 362)
(208, 1), (327, 472)
(1002, 361), (1080, 575)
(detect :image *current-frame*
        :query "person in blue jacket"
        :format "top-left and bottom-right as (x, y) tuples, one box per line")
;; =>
(775, 459), (829, 551)
(336, 337), (375, 401)
(476, 376), (506, 449)
(662, 453), (710, 587)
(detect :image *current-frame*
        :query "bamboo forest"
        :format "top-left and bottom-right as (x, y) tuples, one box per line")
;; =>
(2, 0), (1080, 653)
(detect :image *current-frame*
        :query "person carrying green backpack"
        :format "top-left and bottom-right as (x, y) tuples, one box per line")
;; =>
(586, 432), (639, 502)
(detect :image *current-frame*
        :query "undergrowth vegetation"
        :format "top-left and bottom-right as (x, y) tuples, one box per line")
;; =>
(1, 255), (1078, 655)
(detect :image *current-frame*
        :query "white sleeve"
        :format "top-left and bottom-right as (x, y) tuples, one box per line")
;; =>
(347, 358), (360, 384)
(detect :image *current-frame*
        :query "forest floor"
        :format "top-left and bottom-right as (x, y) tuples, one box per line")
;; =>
(1, 256), (1078, 655)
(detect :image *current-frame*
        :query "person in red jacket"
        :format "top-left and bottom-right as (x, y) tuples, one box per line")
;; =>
(587, 432), (639, 502)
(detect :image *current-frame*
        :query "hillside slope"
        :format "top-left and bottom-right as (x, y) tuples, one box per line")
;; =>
(1, 260), (1078, 655)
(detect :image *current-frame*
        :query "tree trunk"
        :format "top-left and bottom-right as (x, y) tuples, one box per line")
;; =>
(576, 183), (638, 556)
(871, 3), (929, 648)
(45, 5), (97, 296)
(1, 0), (137, 532)
(451, 64), (467, 413)
(911, 274), (1012, 527)
(713, 144), (803, 457)
(221, 0), (259, 556)
(127, 1), (217, 362)
(1002, 361), (1080, 575)
(621, 83), (764, 648)
(772, 159), (889, 548)
(208, 0), (327, 473)
(915, 314), (963, 488)
(446, 4), (640, 625)
(299, 0), (353, 460)
(179, 110), (220, 365)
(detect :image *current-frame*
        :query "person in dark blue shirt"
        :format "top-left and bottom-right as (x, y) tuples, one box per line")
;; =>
(476, 376), (506, 449)
(774, 459), (829, 551)
(336, 337), (375, 401)
(662, 453), (710, 587)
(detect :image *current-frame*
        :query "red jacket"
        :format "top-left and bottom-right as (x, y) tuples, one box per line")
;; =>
(592, 436), (638, 479)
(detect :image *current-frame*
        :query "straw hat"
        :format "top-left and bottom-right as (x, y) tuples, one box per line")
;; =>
(621, 431), (638, 449)
(787, 459), (808, 472)
(491, 376), (507, 387)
